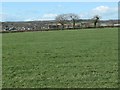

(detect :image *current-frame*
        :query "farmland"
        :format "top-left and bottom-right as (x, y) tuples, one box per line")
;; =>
(2, 28), (118, 88)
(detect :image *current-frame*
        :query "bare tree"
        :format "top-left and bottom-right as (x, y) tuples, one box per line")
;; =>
(92, 15), (100, 28)
(67, 13), (79, 29)
(55, 14), (68, 30)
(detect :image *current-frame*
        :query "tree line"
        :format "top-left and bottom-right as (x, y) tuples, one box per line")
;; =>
(55, 13), (100, 30)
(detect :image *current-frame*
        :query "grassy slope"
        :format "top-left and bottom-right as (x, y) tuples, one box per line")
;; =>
(2, 28), (118, 88)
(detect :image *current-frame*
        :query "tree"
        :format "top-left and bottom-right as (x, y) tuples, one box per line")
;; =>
(67, 13), (79, 29)
(55, 14), (68, 30)
(93, 15), (100, 28)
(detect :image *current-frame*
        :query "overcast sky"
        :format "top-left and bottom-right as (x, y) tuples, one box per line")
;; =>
(1, 2), (118, 21)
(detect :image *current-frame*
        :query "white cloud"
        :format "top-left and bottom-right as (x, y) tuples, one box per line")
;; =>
(1, 13), (26, 21)
(39, 13), (57, 20)
(43, 13), (57, 18)
(92, 6), (118, 19)
(24, 13), (57, 21)
(24, 18), (35, 21)
(79, 6), (118, 20)
(92, 6), (109, 14)
(0, 14), (3, 21)
(0, 13), (11, 21)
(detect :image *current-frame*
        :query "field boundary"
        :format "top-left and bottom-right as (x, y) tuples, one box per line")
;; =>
(1, 27), (118, 34)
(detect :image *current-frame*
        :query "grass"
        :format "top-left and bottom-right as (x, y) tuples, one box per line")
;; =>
(2, 28), (118, 88)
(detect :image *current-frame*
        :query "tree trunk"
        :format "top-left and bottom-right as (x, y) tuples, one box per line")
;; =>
(94, 21), (97, 28)
(61, 23), (64, 30)
(73, 19), (75, 29)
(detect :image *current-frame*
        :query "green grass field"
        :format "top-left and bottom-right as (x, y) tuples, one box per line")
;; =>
(2, 28), (118, 88)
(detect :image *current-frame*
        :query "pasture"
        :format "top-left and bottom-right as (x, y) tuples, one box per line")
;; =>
(2, 28), (118, 88)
